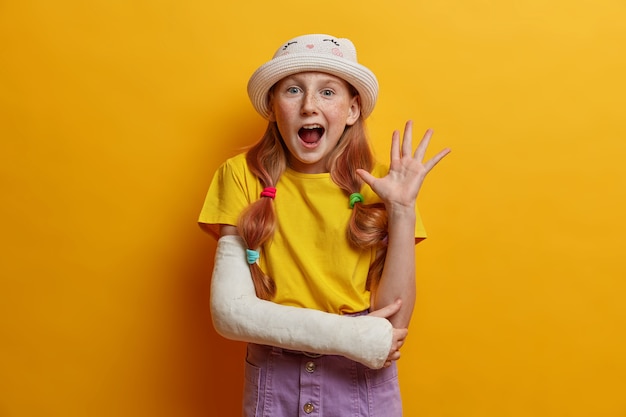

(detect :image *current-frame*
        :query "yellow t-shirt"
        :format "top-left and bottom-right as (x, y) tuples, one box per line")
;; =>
(199, 153), (427, 314)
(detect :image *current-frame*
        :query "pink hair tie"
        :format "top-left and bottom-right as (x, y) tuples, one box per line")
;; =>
(260, 187), (277, 199)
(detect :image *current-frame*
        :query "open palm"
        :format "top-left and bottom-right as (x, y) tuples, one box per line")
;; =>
(357, 120), (450, 207)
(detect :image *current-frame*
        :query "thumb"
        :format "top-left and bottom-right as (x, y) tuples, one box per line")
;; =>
(356, 168), (376, 187)
(368, 299), (402, 319)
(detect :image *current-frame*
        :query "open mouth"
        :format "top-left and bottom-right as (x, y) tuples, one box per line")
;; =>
(298, 125), (325, 145)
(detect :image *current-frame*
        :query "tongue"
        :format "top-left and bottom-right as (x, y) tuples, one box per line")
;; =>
(299, 128), (322, 143)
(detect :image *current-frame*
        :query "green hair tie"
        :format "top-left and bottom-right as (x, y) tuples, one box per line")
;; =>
(349, 192), (364, 208)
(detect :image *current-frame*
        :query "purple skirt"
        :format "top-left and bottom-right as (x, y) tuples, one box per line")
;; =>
(242, 343), (402, 417)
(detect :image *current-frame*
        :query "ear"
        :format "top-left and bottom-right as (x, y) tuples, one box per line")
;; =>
(266, 91), (277, 122)
(346, 95), (361, 126)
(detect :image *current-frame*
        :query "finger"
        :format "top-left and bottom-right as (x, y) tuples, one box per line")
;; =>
(388, 350), (401, 361)
(356, 168), (377, 187)
(368, 299), (402, 318)
(413, 128), (433, 161)
(390, 129), (401, 162)
(423, 147), (452, 173)
(396, 328), (409, 340)
(402, 120), (414, 157)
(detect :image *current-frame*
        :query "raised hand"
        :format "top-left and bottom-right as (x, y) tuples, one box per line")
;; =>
(357, 120), (450, 208)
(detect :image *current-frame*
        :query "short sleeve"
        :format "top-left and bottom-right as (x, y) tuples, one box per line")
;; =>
(198, 154), (255, 239)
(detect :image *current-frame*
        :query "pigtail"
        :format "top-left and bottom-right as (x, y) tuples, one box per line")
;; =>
(237, 123), (286, 300)
(328, 119), (389, 290)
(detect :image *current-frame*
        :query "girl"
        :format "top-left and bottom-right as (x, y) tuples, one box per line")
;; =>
(200, 34), (449, 417)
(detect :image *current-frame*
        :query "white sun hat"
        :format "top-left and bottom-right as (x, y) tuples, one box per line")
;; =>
(247, 34), (379, 120)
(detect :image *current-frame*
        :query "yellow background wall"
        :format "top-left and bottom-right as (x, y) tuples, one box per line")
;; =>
(1, 0), (625, 416)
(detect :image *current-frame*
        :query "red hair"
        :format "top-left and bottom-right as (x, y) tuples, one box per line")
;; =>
(237, 123), (286, 300)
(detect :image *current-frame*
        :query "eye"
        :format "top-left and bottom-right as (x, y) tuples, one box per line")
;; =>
(321, 89), (334, 97)
(282, 41), (298, 51)
(287, 86), (301, 94)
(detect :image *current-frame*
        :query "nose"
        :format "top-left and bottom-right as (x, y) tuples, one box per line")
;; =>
(300, 91), (318, 115)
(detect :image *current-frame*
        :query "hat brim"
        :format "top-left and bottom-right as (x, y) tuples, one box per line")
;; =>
(247, 53), (378, 120)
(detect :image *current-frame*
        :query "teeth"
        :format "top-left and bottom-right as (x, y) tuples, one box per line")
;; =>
(302, 125), (322, 129)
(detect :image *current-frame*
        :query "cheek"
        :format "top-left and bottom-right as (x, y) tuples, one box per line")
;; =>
(329, 104), (353, 124)
(273, 102), (298, 121)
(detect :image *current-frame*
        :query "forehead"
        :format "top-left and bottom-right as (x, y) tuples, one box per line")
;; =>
(276, 71), (350, 87)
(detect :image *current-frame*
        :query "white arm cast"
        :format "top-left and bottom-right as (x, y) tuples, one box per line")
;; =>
(210, 235), (393, 369)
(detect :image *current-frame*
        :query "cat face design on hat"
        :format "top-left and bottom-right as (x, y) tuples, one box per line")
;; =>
(247, 34), (379, 120)
(278, 38), (345, 58)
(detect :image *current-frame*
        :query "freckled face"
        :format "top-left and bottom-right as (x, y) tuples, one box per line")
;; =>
(269, 72), (361, 174)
